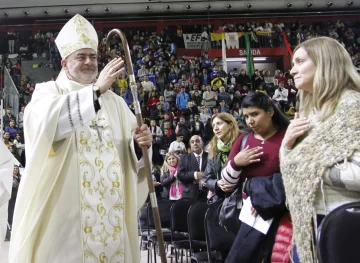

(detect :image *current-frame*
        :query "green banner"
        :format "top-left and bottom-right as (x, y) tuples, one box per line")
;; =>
(244, 32), (255, 90)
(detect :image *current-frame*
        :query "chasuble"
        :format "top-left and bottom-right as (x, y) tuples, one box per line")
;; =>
(9, 72), (150, 263)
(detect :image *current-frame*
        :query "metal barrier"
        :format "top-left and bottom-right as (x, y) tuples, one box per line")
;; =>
(210, 31), (285, 49)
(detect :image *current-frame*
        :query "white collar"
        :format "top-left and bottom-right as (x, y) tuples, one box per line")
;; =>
(56, 70), (91, 92)
(193, 151), (203, 158)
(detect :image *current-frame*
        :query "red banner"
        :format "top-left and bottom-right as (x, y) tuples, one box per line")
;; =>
(281, 32), (293, 57)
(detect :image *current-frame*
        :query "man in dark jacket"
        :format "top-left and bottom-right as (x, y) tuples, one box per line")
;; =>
(150, 102), (165, 126)
(217, 86), (232, 106)
(159, 128), (173, 153)
(236, 69), (251, 88)
(189, 113), (204, 137)
(175, 116), (191, 147)
(177, 135), (208, 200)
(3, 106), (16, 128)
(203, 117), (214, 146)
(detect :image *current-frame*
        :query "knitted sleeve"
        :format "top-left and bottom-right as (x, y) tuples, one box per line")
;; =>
(327, 151), (360, 192)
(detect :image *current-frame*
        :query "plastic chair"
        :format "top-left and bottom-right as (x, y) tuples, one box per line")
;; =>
(317, 201), (360, 263)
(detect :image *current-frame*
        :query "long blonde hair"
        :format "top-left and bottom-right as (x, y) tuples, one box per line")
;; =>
(209, 113), (240, 158)
(161, 152), (180, 174)
(294, 37), (360, 120)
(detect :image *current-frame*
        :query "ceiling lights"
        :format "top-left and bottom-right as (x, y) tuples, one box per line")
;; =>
(1, 1), (357, 19)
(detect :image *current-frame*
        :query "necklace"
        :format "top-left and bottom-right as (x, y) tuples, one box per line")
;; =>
(254, 127), (278, 145)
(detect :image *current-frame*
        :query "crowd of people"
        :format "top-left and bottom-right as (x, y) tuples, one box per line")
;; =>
(1, 16), (360, 262)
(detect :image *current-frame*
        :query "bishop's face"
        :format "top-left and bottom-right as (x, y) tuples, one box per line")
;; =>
(63, 48), (98, 84)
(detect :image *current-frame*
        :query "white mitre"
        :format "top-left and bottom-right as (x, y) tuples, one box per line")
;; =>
(55, 14), (98, 59)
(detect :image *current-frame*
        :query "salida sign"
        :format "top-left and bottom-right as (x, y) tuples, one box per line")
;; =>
(239, 49), (261, 56)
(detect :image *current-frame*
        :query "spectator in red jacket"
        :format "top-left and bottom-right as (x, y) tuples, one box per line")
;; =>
(276, 72), (287, 85)
(146, 91), (159, 115)
(188, 72), (200, 87)
(285, 78), (298, 108)
(271, 212), (293, 263)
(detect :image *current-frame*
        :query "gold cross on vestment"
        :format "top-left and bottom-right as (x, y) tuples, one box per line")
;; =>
(90, 121), (104, 142)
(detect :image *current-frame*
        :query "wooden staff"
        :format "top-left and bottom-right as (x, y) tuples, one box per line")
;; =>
(106, 29), (166, 263)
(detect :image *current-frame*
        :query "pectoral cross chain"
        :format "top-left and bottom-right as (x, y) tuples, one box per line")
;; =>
(90, 122), (104, 142)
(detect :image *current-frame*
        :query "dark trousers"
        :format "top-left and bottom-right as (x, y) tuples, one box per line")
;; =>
(278, 100), (289, 112)
(288, 97), (297, 108)
(8, 197), (17, 226)
(152, 143), (164, 166)
(225, 217), (279, 263)
(225, 223), (266, 263)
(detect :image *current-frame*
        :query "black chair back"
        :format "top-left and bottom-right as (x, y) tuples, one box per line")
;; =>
(317, 201), (360, 263)
(170, 198), (195, 237)
(147, 199), (173, 232)
(204, 199), (236, 262)
(188, 200), (208, 251)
